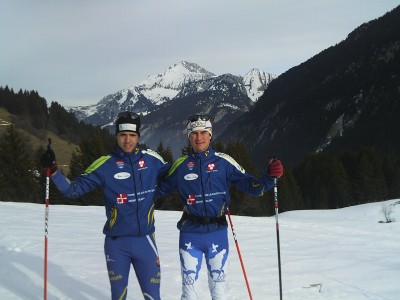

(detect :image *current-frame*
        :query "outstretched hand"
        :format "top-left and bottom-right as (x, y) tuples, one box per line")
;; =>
(268, 157), (283, 178)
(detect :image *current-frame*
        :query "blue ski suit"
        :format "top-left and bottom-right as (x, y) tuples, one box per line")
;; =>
(51, 146), (170, 300)
(158, 146), (275, 299)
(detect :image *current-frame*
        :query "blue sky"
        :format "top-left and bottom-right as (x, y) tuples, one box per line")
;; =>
(1, 0), (398, 107)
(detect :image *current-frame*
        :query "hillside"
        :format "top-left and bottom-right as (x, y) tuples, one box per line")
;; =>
(221, 5), (400, 165)
(0, 107), (78, 174)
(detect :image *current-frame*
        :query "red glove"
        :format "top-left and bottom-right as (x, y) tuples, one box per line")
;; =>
(268, 158), (283, 178)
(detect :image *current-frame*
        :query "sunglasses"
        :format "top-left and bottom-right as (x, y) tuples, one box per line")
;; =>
(117, 111), (140, 119)
(187, 114), (211, 123)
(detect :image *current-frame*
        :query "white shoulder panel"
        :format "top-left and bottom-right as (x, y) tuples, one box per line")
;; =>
(215, 152), (245, 174)
(143, 149), (167, 164)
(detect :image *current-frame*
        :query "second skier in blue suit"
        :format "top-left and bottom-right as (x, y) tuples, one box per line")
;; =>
(158, 114), (284, 300)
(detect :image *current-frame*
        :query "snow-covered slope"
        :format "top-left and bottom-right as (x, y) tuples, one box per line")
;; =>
(1, 199), (399, 299)
(243, 68), (276, 102)
(137, 61), (216, 105)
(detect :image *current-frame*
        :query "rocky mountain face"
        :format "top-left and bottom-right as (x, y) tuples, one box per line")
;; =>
(140, 73), (256, 156)
(220, 5), (400, 165)
(70, 61), (275, 158)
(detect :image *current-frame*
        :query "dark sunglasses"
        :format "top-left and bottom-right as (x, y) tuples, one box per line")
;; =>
(187, 114), (211, 123)
(117, 111), (140, 119)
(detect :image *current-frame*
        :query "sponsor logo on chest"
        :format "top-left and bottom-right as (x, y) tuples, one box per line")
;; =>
(206, 162), (217, 172)
(114, 172), (131, 180)
(187, 161), (195, 171)
(138, 159), (147, 170)
(184, 173), (198, 181)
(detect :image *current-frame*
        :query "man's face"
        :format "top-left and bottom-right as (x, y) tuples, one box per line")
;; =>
(189, 130), (211, 153)
(117, 131), (139, 153)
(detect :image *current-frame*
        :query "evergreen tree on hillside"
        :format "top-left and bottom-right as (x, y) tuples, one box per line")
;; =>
(26, 90), (48, 129)
(48, 101), (78, 137)
(156, 141), (174, 163)
(0, 87), (48, 129)
(154, 142), (179, 211)
(339, 150), (358, 201)
(294, 153), (351, 209)
(0, 86), (12, 107)
(351, 147), (387, 203)
(273, 166), (304, 212)
(67, 130), (109, 205)
(0, 125), (38, 202)
(224, 140), (257, 175)
(381, 155), (400, 199)
(181, 140), (191, 156)
(222, 140), (264, 215)
(211, 138), (224, 152)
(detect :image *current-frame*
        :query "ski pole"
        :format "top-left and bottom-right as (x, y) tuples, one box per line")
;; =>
(44, 138), (51, 300)
(273, 177), (283, 300)
(227, 208), (253, 300)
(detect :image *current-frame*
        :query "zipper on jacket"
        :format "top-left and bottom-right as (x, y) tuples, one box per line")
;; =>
(199, 156), (210, 232)
(129, 155), (141, 236)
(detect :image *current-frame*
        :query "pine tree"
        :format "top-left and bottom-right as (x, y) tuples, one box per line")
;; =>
(67, 130), (108, 205)
(156, 141), (174, 163)
(0, 125), (39, 202)
(181, 140), (191, 156)
(294, 153), (351, 209)
(340, 150), (358, 204)
(352, 147), (387, 203)
(275, 166), (304, 212)
(154, 144), (179, 211)
(211, 138), (225, 152)
(382, 155), (400, 199)
(222, 139), (263, 216)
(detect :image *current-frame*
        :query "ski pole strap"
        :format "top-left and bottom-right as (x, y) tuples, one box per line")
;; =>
(178, 211), (227, 226)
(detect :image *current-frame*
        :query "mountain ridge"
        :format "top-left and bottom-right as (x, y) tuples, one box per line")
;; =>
(69, 61), (275, 157)
(220, 5), (400, 165)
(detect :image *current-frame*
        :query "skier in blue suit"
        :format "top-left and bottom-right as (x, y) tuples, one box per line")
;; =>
(158, 114), (284, 300)
(41, 112), (170, 300)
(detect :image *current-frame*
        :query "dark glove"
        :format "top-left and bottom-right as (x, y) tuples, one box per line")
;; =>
(40, 148), (57, 174)
(268, 157), (283, 178)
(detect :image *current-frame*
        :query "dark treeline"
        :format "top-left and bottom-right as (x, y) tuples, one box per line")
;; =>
(0, 86), (115, 145)
(1, 86), (399, 216)
(0, 86), (116, 205)
(206, 139), (400, 216)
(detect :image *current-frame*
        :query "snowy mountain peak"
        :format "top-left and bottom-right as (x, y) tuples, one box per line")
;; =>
(138, 61), (215, 91)
(69, 62), (275, 132)
(243, 68), (276, 102)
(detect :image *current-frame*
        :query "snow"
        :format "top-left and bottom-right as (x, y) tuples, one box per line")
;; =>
(138, 62), (215, 91)
(140, 87), (180, 105)
(1, 199), (399, 300)
(69, 61), (274, 122)
(243, 69), (276, 103)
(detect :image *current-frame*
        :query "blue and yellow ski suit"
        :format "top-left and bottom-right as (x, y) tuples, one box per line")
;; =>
(52, 146), (170, 300)
(158, 146), (275, 299)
